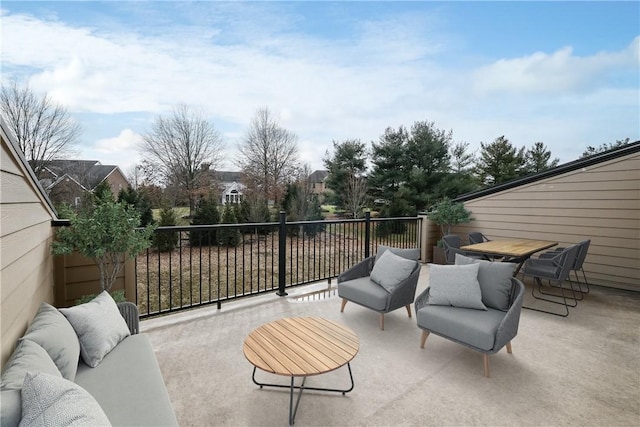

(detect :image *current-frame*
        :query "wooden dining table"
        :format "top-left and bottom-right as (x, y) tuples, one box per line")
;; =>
(460, 238), (558, 275)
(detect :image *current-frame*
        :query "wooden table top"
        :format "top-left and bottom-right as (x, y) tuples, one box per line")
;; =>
(461, 238), (558, 257)
(243, 317), (359, 377)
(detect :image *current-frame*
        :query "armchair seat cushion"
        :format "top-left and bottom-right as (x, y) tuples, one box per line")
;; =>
(338, 277), (389, 312)
(416, 305), (506, 351)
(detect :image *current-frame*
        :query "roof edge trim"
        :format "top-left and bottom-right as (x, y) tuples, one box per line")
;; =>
(454, 141), (640, 203)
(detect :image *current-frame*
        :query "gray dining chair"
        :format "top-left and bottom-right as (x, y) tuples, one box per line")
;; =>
(521, 244), (581, 317)
(468, 232), (490, 244)
(540, 240), (591, 295)
(468, 232), (504, 260)
(442, 235), (486, 264)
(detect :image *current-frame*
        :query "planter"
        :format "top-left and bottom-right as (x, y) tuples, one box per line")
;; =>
(432, 246), (447, 265)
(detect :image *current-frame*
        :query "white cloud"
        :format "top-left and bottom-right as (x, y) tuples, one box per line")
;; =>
(85, 129), (143, 171)
(472, 36), (640, 95)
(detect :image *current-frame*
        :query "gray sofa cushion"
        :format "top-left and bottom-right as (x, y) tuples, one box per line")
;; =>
(74, 333), (178, 426)
(1, 340), (61, 391)
(338, 277), (389, 311)
(428, 263), (487, 310)
(375, 245), (420, 262)
(60, 291), (131, 368)
(19, 372), (112, 427)
(455, 254), (516, 311)
(0, 390), (21, 427)
(416, 305), (506, 351)
(370, 250), (417, 292)
(22, 302), (80, 380)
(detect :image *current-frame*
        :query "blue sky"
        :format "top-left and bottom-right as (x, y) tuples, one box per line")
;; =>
(1, 1), (638, 176)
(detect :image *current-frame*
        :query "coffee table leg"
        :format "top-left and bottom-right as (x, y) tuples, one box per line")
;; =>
(289, 376), (307, 425)
(251, 363), (354, 425)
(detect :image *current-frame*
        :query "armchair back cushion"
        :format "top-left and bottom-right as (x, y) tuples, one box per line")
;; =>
(370, 250), (418, 292)
(455, 254), (516, 311)
(375, 245), (420, 262)
(427, 263), (487, 310)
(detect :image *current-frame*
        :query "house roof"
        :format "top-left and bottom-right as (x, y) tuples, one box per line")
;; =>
(42, 160), (122, 190)
(309, 170), (329, 182)
(213, 170), (243, 183)
(454, 141), (640, 203)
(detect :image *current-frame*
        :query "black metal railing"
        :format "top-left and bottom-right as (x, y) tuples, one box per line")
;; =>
(136, 212), (422, 318)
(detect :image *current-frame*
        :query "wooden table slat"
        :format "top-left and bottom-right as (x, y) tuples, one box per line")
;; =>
(260, 323), (334, 372)
(255, 327), (323, 375)
(278, 318), (357, 362)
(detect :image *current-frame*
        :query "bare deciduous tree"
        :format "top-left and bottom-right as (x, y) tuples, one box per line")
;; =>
(139, 104), (224, 216)
(0, 79), (81, 176)
(344, 173), (368, 219)
(237, 107), (298, 204)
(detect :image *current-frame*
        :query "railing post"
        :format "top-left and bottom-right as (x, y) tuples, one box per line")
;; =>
(364, 210), (371, 258)
(276, 211), (288, 296)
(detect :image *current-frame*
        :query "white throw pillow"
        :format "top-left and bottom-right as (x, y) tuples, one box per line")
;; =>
(59, 291), (130, 368)
(427, 263), (487, 310)
(19, 371), (111, 427)
(370, 250), (417, 292)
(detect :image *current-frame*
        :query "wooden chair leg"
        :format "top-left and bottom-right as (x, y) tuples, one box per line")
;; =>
(405, 304), (412, 318)
(506, 342), (512, 354)
(483, 354), (490, 378)
(379, 313), (384, 330)
(340, 298), (348, 313)
(420, 330), (429, 348)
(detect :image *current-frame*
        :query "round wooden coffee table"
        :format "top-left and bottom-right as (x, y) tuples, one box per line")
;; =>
(243, 316), (359, 425)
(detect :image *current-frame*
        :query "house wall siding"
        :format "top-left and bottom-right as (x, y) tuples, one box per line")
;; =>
(453, 152), (640, 291)
(104, 169), (129, 196)
(0, 136), (56, 369)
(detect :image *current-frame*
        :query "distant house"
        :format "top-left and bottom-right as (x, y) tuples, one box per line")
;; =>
(211, 171), (245, 205)
(37, 160), (129, 207)
(308, 170), (329, 195)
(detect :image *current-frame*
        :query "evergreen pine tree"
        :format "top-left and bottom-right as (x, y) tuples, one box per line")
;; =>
(154, 206), (179, 252)
(218, 203), (242, 246)
(189, 193), (220, 246)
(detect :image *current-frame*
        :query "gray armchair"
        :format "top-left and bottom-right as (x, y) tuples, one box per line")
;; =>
(338, 246), (421, 330)
(415, 259), (525, 377)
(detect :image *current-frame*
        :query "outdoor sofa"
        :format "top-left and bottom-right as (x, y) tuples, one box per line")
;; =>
(1, 291), (177, 426)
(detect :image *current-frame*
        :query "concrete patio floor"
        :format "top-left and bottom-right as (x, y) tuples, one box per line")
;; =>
(142, 265), (640, 426)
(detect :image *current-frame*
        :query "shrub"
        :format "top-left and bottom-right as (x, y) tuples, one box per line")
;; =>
(154, 206), (179, 252)
(189, 194), (220, 246)
(52, 197), (156, 292)
(218, 203), (242, 246)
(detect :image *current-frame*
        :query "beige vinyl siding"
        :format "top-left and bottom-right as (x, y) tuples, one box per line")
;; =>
(453, 152), (640, 291)
(0, 130), (56, 369)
